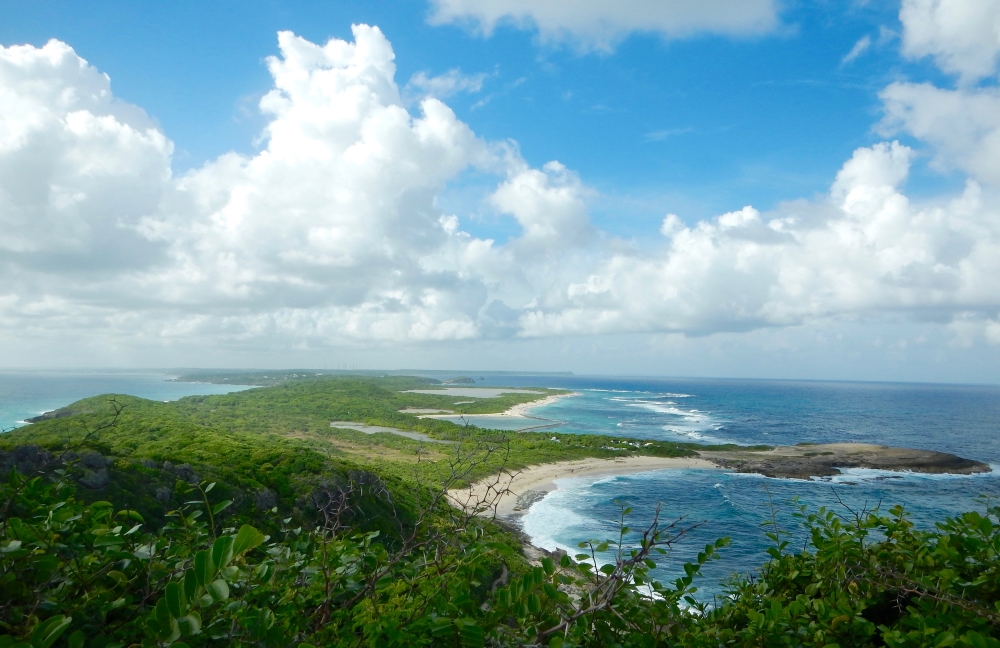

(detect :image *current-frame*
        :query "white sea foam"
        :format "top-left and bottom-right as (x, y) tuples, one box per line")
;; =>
(818, 465), (999, 483)
(724, 464), (999, 484)
(521, 484), (597, 554)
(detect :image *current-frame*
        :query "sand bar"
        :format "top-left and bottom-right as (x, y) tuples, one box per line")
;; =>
(419, 391), (579, 426)
(449, 455), (719, 519)
(402, 387), (545, 398)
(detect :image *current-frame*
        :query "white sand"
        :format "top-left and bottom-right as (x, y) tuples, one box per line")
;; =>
(498, 392), (578, 418)
(402, 387), (545, 398)
(419, 391), (579, 423)
(449, 455), (721, 519)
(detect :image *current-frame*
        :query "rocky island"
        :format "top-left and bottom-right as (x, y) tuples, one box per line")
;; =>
(699, 442), (990, 479)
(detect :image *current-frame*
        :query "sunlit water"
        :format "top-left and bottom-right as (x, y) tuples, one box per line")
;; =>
(475, 376), (1000, 600)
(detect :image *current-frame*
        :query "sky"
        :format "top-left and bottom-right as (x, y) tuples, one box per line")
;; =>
(1, 0), (1000, 382)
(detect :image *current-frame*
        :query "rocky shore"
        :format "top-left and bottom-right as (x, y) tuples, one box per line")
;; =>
(699, 442), (991, 479)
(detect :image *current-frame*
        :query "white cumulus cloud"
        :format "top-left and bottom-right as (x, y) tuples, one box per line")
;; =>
(880, 82), (1000, 185)
(4, 23), (1000, 365)
(518, 142), (1000, 338)
(900, 0), (1000, 83)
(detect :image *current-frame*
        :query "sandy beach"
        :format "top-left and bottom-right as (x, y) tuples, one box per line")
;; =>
(498, 391), (579, 417)
(449, 455), (720, 519)
(415, 391), (580, 429)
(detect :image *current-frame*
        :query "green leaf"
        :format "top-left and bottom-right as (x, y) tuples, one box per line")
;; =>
(212, 536), (234, 569)
(184, 570), (197, 601)
(67, 631), (84, 648)
(233, 525), (265, 556)
(457, 619), (484, 648)
(30, 616), (72, 648)
(207, 579), (229, 603)
(1, 636), (31, 648)
(177, 613), (201, 637)
(154, 598), (171, 627)
(211, 500), (232, 515)
(194, 550), (215, 587)
(107, 570), (129, 586)
(165, 581), (186, 618)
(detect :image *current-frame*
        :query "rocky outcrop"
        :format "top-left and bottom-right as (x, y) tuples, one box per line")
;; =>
(0, 445), (112, 489)
(700, 443), (990, 479)
(0, 444), (54, 474)
(71, 452), (112, 489)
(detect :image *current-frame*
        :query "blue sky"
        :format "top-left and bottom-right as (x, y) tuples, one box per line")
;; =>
(2, 0), (1000, 381)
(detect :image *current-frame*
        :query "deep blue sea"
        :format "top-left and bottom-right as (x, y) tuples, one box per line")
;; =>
(0, 370), (252, 432)
(476, 375), (1000, 601)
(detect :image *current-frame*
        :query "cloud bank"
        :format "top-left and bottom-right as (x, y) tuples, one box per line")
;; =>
(3, 6), (1000, 363)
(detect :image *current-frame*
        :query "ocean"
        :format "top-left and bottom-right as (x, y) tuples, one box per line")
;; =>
(475, 375), (1000, 600)
(0, 370), (252, 431)
(2, 371), (997, 600)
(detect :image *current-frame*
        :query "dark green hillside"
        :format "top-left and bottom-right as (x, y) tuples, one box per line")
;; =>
(0, 376), (701, 526)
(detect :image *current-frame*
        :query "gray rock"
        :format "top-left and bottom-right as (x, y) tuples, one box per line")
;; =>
(0, 445), (53, 475)
(77, 468), (110, 489)
(171, 464), (199, 484)
(254, 488), (277, 511)
(79, 452), (110, 470)
(155, 486), (173, 503)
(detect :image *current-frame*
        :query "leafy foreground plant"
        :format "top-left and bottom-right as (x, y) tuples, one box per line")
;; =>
(2, 463), (1000, 648)
(687, 497), (1000, 647)
(0, 455), (722, 648)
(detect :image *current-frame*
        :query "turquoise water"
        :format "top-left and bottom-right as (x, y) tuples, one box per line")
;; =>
(0, 370), (253, 431)
(479, 376), (1000, 600)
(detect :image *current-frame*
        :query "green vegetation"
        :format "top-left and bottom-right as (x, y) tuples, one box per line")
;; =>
(3, 376), (703, 522)
(2, 375), (998, 646)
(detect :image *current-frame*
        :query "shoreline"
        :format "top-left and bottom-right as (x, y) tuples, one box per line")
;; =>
(449, 455), (720, 520)
(499, 391), (580, 418)
(417, 391), (580, 429)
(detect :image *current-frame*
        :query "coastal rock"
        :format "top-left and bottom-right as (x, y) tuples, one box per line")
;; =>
(77, 467), (111, 489)
(24, 408), (75, 423)
(700, 443), (990, 480)
(255, 488), (277, 511)
(155, 486), (173, 503)
(0, 444), (54, 474)
(165, 462), (199, 484)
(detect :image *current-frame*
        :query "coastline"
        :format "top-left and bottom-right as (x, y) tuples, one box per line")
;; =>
(417, 390), (580, 430)
(499, 391), (580, 418)
(449, 455), (720, 520)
